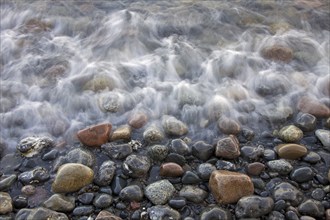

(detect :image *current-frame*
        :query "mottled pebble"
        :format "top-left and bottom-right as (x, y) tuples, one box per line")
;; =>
(160, 162), (184, 177)
(278, 125), (303, 143)
(267, 159), (293, 175)
(181, 171), (202, 184)
(192, 141), (214, 161)
(96, 210), (122, 220)
(66, 148), (95, 168)
(298, 199), (325, 218)
(77, 123), (112, 147)
(72, 205), (94, 216)
(170, 139), (191, 155)
(241, 145), (264, 160)
(275, 144), (307, 159)
(0, 174), (17, 191)
(147, 145), (168, 161)
(0, 192), (12, 214)
(273, 182), (304, 206)
(290, 167), (314, 183)
(247, 162), (265, 176)
(123, 154), (150, 178)
(295, 113), (316, 131)
(235, 196), (274, 218)
(145, 180), (175, 205)
(215, 135), (240, 159)
(179, 185), (208, 203)
(101, 143), (132, 159)
(209, 170), (254, 204)
(18, 167), (50, 185)
(162, 115), (188, 136)
(303, 152), (321, 164)
(143, 125), (165, 143)
(93, 193), (113, 209)
(197, 163), (216, 180)
(200, 206), (232, 220)
(315, 129), (330, 149)
(148, 205), (180, 220)
(110, 125), (131, 141)
(43, 194), (75, 212)
(120, 185), (143, 202)
(261, 45), (293, 62)
(215, 160), (236, 171)
(15, 207), (68, 220)
(217, 117), (241, 135)
(16, 136), (53, 157)
(94, 160), (116, 187)
(168, 198), (186, 209)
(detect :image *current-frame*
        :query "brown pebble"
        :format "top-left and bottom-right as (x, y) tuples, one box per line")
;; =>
(160, 162), (184, 177)
(261, 45), (293, 63)
(298, 96), (330, 118)
(128, 112), (148, 129)
(21, 185), (36, 196)
(215, 135), (240, 159)
(110, 125), (131, 141)
(275, 144), (308, 160)
(247, 162), (265, 176)
(77, 123), (112, 147)
(218, 117), (241, 135)
(96, 210), (123, 220)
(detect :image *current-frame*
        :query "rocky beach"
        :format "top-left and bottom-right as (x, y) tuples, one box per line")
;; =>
(1, 0), (330, 219)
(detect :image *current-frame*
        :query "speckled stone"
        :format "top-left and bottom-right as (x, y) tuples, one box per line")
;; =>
(147, 205), (180, 220)
(235, 196), (274, 218)
(298, 199), (325, 218)
(267, 159), (293, 175)
(122, 155), (151, 178)
(160, 162), (184, 177)
(278, 125), (303, 143)
(147, 145), (169, 161)
(209, 170), (254, 204)
(179, 185), (208, 203)
(145, 180), (175, 205)
(200, 207), (232, 220)
(215, 135), (240, 159)
(94, 160), (116, 187)
(101, 143), (132, 159)
(272, 182), (304, 206)
(120, 185), (143, 202)
(162, 116), (188, 136)
(77, 123), (111, 147)
(143, 125), (165, 143)
(0, 192), (12, 214)
(275, 144), (307, 160)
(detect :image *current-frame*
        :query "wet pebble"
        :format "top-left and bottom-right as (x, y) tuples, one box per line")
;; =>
(145, 180), (175, 205)
(272, 182), (304, 206)
(16, 207), (68, 220)
(21, 185), (36, 196)
(290, 167), (314, 183)
(311, 188), (325, 201)
(264, 149), (277, 161)
(235, 196), (274, 218)
(297, 96), (330, 118)
(192, 141), (214, 161)
(170, 139), (191, 155)
(278, 125), (303, 143)
(72, 205), (94, 216)
(298, 199), (325, 218)
(165, 153), (186, 166)
(0, 192), (12, 214)
(143, 125), (165, 143)
(94, 160), (115, 187)
(261, 45), (293, 62)
(111, 176), (127, 195)
(197, 163), (216, 180)
(241, 145), (264, 160)
(16, 136), (53, 157)
(275, 144), (307, 159)
(295, 113), (316, 132)
(181, 171), (202, 184)
(18, 167), (50, 185)
(122, 154), (150, 178)
(179, 185), (208, 203)
(13, 195), (28, 209)
(274, 199), (287, 211)
(66, 148), (95, 168)
(215, 160), (236, 171)
(200, 206), (231, 220)
(162, 116), (188, 136)
(267, 159), (293, 175)
(247, 162), (265, 176)
(77, 193), (94, 205)
(285, 210), (299, 220)
(42, 149), (59, 161)
(128, 112), (148, 129)
(269, 211), (285, 220)
(93, 193), (113, 209)
(315, 129), (330, 149)
(303, 152), (321, 163)
(77, 123), (112, 147)
(217, 117), (241, 135)
(110, 125), (131, 141)
(101, 143), (132, 159)
(0, 174), (17, 191)
(168, 197), (186, 209)
(96, 210), (122, 220)
(215, 135), (240, 159)
(119, 185), (143, 202)
(160, 162), (184, 177)
(147, 144), (168, 161)
(43, 194), (75, 212)
(147, 205), (180, 220)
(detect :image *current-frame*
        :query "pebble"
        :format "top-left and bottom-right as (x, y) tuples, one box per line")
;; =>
(170, 139), (191, 155)
(147, 205), (180, 220)
(93, 193), (113, 209)
(16, 136), (53, 157)
(165, 153), (186, 166)
(160, 162), (184, 177)
(110, 125), (131, 141)
(215, 160), (236, 171)
(122, 154), (151, 178)
(52, 163), (94, 193)
(0, 174), (17, 191)
(77, 123), (112, 147)
(197, 163), (216, 180)
(111, 175), (127, 195)
(18, 167), (50, 185)
(269, 211), (285, 220)
(145, 180), (175, 205)
(179, 185), (208, 203)
(241, 145), (264, 160)
(162, 115), (188, 136)
(181, 171), (202, 184)
(13, 195), (28, 209)
(247, 162), (265, 176)
(0, 192), (12, 214)
(264, 149), (277, 161)
(192, 141), (214, 161)
(290, 167), (314, 183)
(303, 152), (321, 164)
(21, 185), (36, 196)
(215, 135), (240, 159)
(147, 144), (168, 161)
(42, 149), (59, 161)
(72, 205), (94, 216)
(278, 125), (303, 143)
(128, 112), (148, 129)
(96, 210), (122, 220)
(168, 197), (186, 209)
(274, 199), (287, 211)
(66, 148), (95, 168)
(267, 159), (293, 175)
(326, 209), (330, 220)
(297, 96), (330, 118)
(43, 194), (75, 212)
(285, 210), (299, 220)
(311, 188), (325, 201)
(94, 160), (116, 187)
(295, 113), (316, 131)
(101, 143), (132, 159)
(272, 182), (304, 206)
(143, 125), (165, 143)
(275, 144), (307, 159)
(298, 199), (325, 218)
(78, 193), (94, 205)
(200, 206), (231, 220)
(209, 170), (254, 204)
(217, 117), (241, 135)
(315, 129), (330, 149)
(235, 196), (274, 218)
(261, 45), (293, 62)
(119, 185), (143, 202)
(15, 207), (68, 220)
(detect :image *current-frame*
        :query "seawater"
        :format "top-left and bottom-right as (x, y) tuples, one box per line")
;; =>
(1, 0), (329, 150)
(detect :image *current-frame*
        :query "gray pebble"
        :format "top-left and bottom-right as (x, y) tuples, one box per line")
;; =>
(119, 185), (143, 202)
(311, 188), (325, 201)
(235, 196), (274, 218)
(42, 149), (59, 161)
(94, 160), (116, 187)
(165, 153), (186, 166)
(66, 148), (95, 168)
(145, 180), (175, 205)
(181, 171), (202, 185)
(93, 193), (112, 209)
(43, 194), (75, 212)
(111, 175), (127, 195)
(16, 207), (68, 220)
(197, 163), (216, 180)
(77, 193), (94, 205)
(179, 185), (208, 203)
(123, 154), (151, 178)
(264, 149), (277, 161)
(72, 206), (94, 216)
(241, 145), (264, 160)
(170, 139), (191, 155)
(200, 206), (232, 220)
(303, 152), (321, 164)
(18, 167), (49, 185)
(298, 199), (325, 218)
(215, 160), (236, 171)
(168, 197), (186, 210)
(290, 167), (314, 183)
(295, 113), (316, 132)
(273, 182), (304, 206)
(0, 174), (17, 191)
(192, 141), (214, 161)
(285, 210), (299, 220)
(267, 159), (293, 175)
(268, 211), (285, 220)
(315, 129), (330, 150)
(101, 143), (132, 159)
(147, 205), (180, 220)
(147, 145), (168, 161)
(143, 125), (165, 143)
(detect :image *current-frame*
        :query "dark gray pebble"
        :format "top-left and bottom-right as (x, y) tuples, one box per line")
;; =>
(251, 178), (265, 190)
(66, 148), (95, 168)
(78, 193), (94, 205)
(13, 196), (28, 209)
(94, 160), (116, 187)
(72, 206), (94, 216)
(93, 193), (112, 209)
(197, 163), (216, 180)
(273, 182), (304, 206)
(123, 154), (150, 178)
(263, 149), (277, 161)
(268, 211), (285, 220)
(179, 185), (208, 203)
(311, 188), (325, 201)
(181, 171), (202, 184)
(165, 153), (186, 166)
(42, 149), (59, 161)
(200, 206), (232, 220)
(147, 205), (180, 220)
(303, 152), (321, 164)
(168, 197), (186, 209)
(274, 199), (287, 211)
(285, 210), (299, 220)
(192, 141), (214, 161)
(18, 167), (49, 185)
(241, 145), (264, 160)
(116, 202), (126, 210)
(295, 113), (316, 132)
(111, 176), (127, 195)
(298, 199), (325, 218)
(290, 167), (314, 183)
(215, 160), (236, 171)
(0, 174), (17, 191)
(170, 139), (191, 155)
(101, 143), (132, 159)
(235, 196), (274, 218)
(119, 185), (143, 202)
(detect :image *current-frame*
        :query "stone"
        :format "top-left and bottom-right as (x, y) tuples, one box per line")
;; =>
(15, 207), (68, 220)
(295, 113), (316, 131)
(120, 185), (143, 202)
(162, 116), (188, 136)
(290, 167), (314, 183)
(200, 207), (232, 220)
(159, 162), (184, 177)
(21, 185), (36, 196)
(145, 180), (175, 205)
(94, 160), (116, 187)
(278, 125), (303, 143)
(197, 163), (216, 180)
(122, 155), (151, 178)
(326, 209), (330, 220)
(215, 135), (240, 159)
(147, 205), (180, 220)
(215, 160), (236, 171)
(43, 194), (75, 212)
(168, 198), (186, 209)
(181, 171), (202, 185)
(179, 185), (208, 203)
(16, 136), (53, 157)
(315, 129), (330, 149)
(298, 96), (330, 118)
(311, 188), (325, 201)
(0, 174), (17, 191)
(93, 193), (113, 209)
(169, 139), (191, 156)
(78, 193), (94, 205)
(72, 205), (93, 216)
(241, 145), (264, 160)
(268, 211), (285, 220)
(235, 196), (274, 218)
(52, 163), (94, 193)
(209, 170), (254, 204)
(82, 74), (116, 92)
(217, 117), (241, 135)
(303, 152), (321, 164)
(275, 144), (308, 159)
(298, 199), (325, 218)
(143, 125), (165, 143)
(42, 149), (59, 161)
(111, 176), (127, 195)
(273, 182), (304, 206)
(192, 141), (214, 161)
(77, 123), (112, 147)
(267, 159), (293, 175)
(13, 195), (28, 209)
(165, 153), (186, 166)
(67, 147), (96, 167)
(96, 210), (122, 220)
(18, 166), (50, 185)
(101, 143), (132, 159)
(110, 125), (131, 141)
(128, 112), (148, 129)
(247, 162), (265, 176)
(0, 192), (12, 214)
(147, 145), (169, 161)
(261, 45), (293, 63)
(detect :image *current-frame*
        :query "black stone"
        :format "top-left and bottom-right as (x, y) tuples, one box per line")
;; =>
(290, 167), (314, 183)
(42, 149), (59, 161)
(170, 139), (191, 156)
(192, 141), (214, 161)
(181, 171), (202, 185)
(13, 196), (28, 209)
(111, 175), (127, 195)
(78, 193), (94, 205)
(72, 206), (94, 216)
(165, 153), (186, 166)
(168, 197), (186, 209)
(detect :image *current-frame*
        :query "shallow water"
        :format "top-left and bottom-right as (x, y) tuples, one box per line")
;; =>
(1, 0), (329, 150)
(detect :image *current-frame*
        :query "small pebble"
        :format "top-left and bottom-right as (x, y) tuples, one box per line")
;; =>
(290, 167), (314, 183)
(192, 141), (214, 161)
(298, 199), (325, 218)
(160, 162), (184, 177)
(93, 193), (113, 209)
(145, 180), (175, 205)
(170, 139), (191, 156)
(247, 162), (265, 176)
(179, 185), (208, 203)
(119, 185), (143, 202)
(267, 159), (293, 175)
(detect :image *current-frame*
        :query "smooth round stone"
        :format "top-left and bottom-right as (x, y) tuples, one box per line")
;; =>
(264, 149), (277, 161)
(160, 162), (184, 177)
(147, 145), (168, 161)
(192, 141), (214, 161)
(18, 167), (50, 185)
(143, 125), (165, 143)
(315, 129), (330, 149)
(21, 185), (36, 196)
(16, 136), (53, 157)
(215, 135), (240, 159)
(297, 96), (330, 118)
(13, 196), (28, 209)
(272, 182), (304, 206)
(145, 180), (175, 205)
(215, 160), (236, 171)
(311, 188), (325, 201)
(247, 162), (265, 176)
(66, 148), (95, 168)
(295, 113), (316, 132)
(235, 196), (274, 218)
(278, 125), (303, 143)
(303, 152), (321, 164)
(168, 198), (186, 210)
(94, 160), (116, 187)
(111, 176), (127, 195)
(162, 116), (188, 136)
(110, 125), (131, 141)
(77, 193), (94, 205)
(93, 193), (113, 209)
(101, 143), (132, 159)
(261, 45), (293, 62)
(128, 112), (148, 129)
(165, 153), (186, 166)
(181, 171), (202, 184)
(72, 205), (94, 216)
(77, 123), (112, 147)
(0, 174), (17, 191)
(123, 154), (150, 178)
(200, 207), (232, 220)
(96, 210), (122, 220)
(0, 192), (12, 214)
(147, 205), (180, 220)
(119, 185), (143, 202)
(52, 163), (94, 193)
(267, 159), (293, 175)
(298, 199), (325, 218)
(43, 194), (75, 212)
(170, 139), (191, 156)
(16, 207), (69, 220)
(285, 210), (299, 220)
(217, 117), (241, 135)
(197, 163), (216, 180)
(275, 144), (307, 160)
(241, 145), (264, 160)
(179, 185), (208, 203)
(42, 149), (59, 161)
(290, 167), (314, 183)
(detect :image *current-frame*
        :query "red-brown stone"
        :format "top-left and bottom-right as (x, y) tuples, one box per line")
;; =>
(247, 162), (265, 176)
(297, 96), (330, 118)
(128, 112), (148, 129)
(77, 123), (112, 147)
(261, 45), (293, 63)
(160, 162), (184, 177)
(95, 210), (122, 220)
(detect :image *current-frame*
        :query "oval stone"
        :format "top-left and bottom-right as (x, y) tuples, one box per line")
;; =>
(275, 144), (307, 159)
(77, 123), (112, 147)
(278, 125), (303, 143)
(160, 162), (184, 177)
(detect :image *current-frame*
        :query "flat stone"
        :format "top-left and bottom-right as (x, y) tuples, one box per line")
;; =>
(110, 125), (131, 141)
(315, 129), (330, 149)
(96, 210), (122, 220)
(0, 192), (12, 214)
(278, 125), (303, 143)
(297, 96), (330, 118)
(145, 180), (175, 205)
(94, 160), (116, 187)
(179, 185), (208, 203)
(298, 199), (325, 218)
(15, 207), (68, 220)
(192, 141), (214, 161)
(128, 112), (148, 129)
(272, 182), (304, 206)
(275, 144), (307, 159)
(52, 163), (94, 193)
(209, 170), (254, 204)
(215, 135), (240, 159)
(267, 159), (293, 175)
(290, 167), (314, 183)
(43, 194), (75, 212)
(217, 117), (241, 135)
(77, 123), (112, 147)
(147, 205), (180, 220)
(72, 205), (93, 216)
(235, 196), (274, 218)
(0, 174), (17, 191)
(160, 162), (184, 177)
(261, 45), (293, 63)
(247, 162), (265, 176)
(122, 155), (150, 178)
(162, 115), (188, 136)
